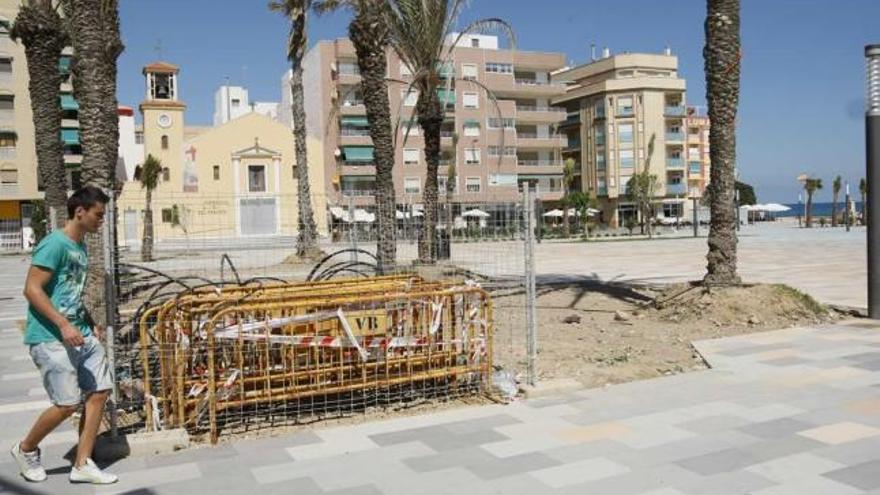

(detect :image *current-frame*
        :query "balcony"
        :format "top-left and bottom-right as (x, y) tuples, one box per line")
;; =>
(341, 189), (375, 197)
(666, 157), (684, 168)
(565, 137), (581, 150)
(665, 132), (684, 142)
(516, 133), (568, 148)
(0, 147), (15, 160)
(339, 102), (366, 115)
(666, 183), (687, 195)
(517, 159), (563, 175)
(340, 127), (370, 137)
(0, 72), (12, 90)
(517, 159), (562, 167)
(664, 105), (686, 117)
(595, 135), (606, 146)
(515, 105), (567, 123)
(688, 161), (702, 174)
(595, 107), (606, 119)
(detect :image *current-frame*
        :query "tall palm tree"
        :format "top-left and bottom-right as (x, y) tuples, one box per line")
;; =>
(831, 175), (841, 227)
(860, 177), (867, 225)
(383, 0), (513, 263)
(270, 0), (322, 259)
(562, 158), (575, 238)
(703, 0), (741, 286)
(10, 0), (68, 230)
(314, 0), (396, 272)
(804, 177), (822, 228)
(60, 0), (124, 328)
(138, 154), (161, 262)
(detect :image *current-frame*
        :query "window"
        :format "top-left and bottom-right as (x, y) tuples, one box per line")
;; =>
(231, 98), (240, 107)
(213, 165), (220, 180)
(618, 123), (633, 144)
(439, 176), (456, 193)
(0, 167), (17, 184)
(616, 96), (633, 115)
(463, 92), (479, 109)
(0, 59), (11, 73)
(619, 149), (634, 168)
(403, 148), (419, 165)
(401, 89), (418, 107)
(668, 125), (681, 134)
(399, 62), (412, 77)
(404, 177), (421, 194)
(464, 148), (480, 164)
(485, 63), (513, 74)
(663, 203), (684, 218)
(248, 165), (266, 192)
(463, 122), (480, 137)
(135, 131), (144, 144)
(471, 38), (480, 48)
(161, 167), (170, 181)
(161, 135), (168, 150)
(0, 133), (15, 148)
(487, 117), (515, 129)
(0, 94), (13, 110)
(487, 146), (516, 157)
(161, 208), (174, 223)
(461, 63), (478, 81)
(465, 177), (481, 192)
(292, 165), (297, 179)
(488, 174), (517, 187)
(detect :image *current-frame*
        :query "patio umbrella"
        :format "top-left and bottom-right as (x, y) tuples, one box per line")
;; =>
(761, 203), (791, 212)
(542, 209), (564, 217)
(462, 208), (490, 218)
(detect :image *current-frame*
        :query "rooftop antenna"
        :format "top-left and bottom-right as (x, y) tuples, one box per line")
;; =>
(664, 44), (672, 56)
(590, 43), (596, 61)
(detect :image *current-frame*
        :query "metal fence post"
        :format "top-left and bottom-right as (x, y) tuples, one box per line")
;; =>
(522, 185), (537, 386)
(102, 194), (119, 438)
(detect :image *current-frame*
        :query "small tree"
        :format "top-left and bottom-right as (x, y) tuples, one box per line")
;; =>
(804, 177), (822, 228)
(831, 175), (841, 227)
(562, 158), (575, 238)
(567, 191), (597, 237)
(627, 172), (659, 238)
(138, 154), (162, 262)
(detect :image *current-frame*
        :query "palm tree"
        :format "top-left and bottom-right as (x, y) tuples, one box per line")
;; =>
(270, 0), (322, 260)
(860, 177), (867, 225)
(11, 0), (68, 230)
(138, 155), (161, 262)
(383, 0), (513, 263)
(831, 175), (841, 227)
(60, 0), (124, 328)
(314, 0), (396, 272)
(804, 177), (822, 228)
(562, 158), (575, 238)
(444, 132), (458, 237)
(703, 0), (742, 286)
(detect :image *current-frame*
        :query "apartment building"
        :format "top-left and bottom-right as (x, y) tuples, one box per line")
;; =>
(684, 106), (711, 196)
(213, 84), (280, 126)
(552, 50), (707, 227)
(297, 35), (568, 221)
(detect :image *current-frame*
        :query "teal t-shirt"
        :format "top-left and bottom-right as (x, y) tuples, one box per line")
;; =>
(24, 230), (93, 344)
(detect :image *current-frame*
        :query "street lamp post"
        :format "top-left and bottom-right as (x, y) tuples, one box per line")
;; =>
(691, 187), (699, 237)
(867, 44), (880, 317)
(845, 182), (851, 233)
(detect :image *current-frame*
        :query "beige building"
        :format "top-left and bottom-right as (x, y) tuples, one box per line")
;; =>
(685, 106), (711, 195)
(0, 5), (39, 249)
(117, 62), (326, 248)
(553, 50), (707, 227)
(297, 34), (568, 222)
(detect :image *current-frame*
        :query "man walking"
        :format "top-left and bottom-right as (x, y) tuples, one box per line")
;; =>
(11, 186), (118, 484)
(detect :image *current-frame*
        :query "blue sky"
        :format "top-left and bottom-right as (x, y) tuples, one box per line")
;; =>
(117, 0), (879, 203)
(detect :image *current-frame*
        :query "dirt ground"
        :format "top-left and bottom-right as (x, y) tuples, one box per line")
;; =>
(492, 282), (842, 388)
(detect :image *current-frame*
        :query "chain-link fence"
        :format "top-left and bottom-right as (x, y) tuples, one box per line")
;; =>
(105, 187), (537, 442)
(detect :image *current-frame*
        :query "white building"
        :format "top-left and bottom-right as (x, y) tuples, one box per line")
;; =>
(117, 106), (143, 181)
(214, 85), (280, 125)
(279, 69), (293, 129)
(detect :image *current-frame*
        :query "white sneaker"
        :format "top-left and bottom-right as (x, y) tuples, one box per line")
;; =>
(10, 442), (47, 482)
(69, 458), (118, 484)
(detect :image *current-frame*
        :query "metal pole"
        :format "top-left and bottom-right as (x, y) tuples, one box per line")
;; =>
(523, 185), (537, 386)
(735, 189), (741, 231)
(692, 195), (699, 237)
(348, 195), (357, 263)
(846, 182), (851, 232)
(102, 195), (118, 438)
(798, 193), (803, 228)
(867, 44), (880, 318)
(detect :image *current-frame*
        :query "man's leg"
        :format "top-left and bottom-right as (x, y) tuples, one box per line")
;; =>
(20, 404), (77, 452)
(74, 390), (108, 467)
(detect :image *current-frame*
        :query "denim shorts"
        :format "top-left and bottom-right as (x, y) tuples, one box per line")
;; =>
(29, 335), (113, 406)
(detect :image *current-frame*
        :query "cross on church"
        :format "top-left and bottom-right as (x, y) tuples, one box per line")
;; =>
(185, 145), (196, 161)
(153, 38), (164, 60)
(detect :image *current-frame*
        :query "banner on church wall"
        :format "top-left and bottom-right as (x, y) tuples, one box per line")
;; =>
(183, 145), (199, 193)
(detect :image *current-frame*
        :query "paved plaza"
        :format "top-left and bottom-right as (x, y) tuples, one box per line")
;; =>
(0, 223), (874, 494)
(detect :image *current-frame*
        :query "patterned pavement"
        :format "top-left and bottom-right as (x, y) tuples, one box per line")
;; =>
(1, 255), (880, 494)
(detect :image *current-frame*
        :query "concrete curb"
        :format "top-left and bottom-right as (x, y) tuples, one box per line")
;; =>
(518, 378), (583, 399)
(92, 428), (190, 462)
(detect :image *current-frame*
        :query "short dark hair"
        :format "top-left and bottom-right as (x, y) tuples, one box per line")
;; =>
(67, 185), (110, 219)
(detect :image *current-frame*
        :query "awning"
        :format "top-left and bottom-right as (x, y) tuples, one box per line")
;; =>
(343, 146), (374, 162)
(341, 116), (369, 126)
(58, 56), (71, 73)
(60, 94), (79, 111)
(60, 128), (80, 145)
(437, 88), (455, 106)
(463, 119), (480, 126)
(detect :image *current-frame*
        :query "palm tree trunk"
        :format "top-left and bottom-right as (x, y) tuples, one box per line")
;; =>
(12, 1), (68, 230)
(141, 189), (153, 262)
(809, 192), (815, 226)
(562, 188), (570, 238)
(703, 0), (741, 286)
(61, 0), (124, 327)
(831, 191), (839, 227)
(416, 90), (442, 264)
(289, 64), (321, 258)
(350, 6), (395, 272)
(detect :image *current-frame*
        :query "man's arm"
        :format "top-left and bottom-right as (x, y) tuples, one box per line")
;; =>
(23, 266), (84, 346)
